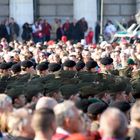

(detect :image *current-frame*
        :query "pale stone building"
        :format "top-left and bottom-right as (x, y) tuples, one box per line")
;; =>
(0, 0), (140, 28)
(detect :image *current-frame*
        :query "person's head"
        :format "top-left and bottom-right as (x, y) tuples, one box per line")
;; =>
(54, 101), (81, 133)
(36, 62), (49, 77)
(85, 60), (98, 72)
(48, 63), (61, 73)
(110, 101), (131, 121)
(11, 63), (21, 75)
(0, 62), (10, 76)
(21, 60), (34, 74)
(8, 108), (34, 138)
(87, 102), (108, 121)
(100, 108), (128, 138)
(82, 50), (91, 61)
(75, 61), (85, 71)
(35, 97), (57, 110)
(100, 57), (114, 70)
(130, 100), (140, 128)
(0, 94), (13, 113)
(32, 108), (56, 139)
(63, 60), (76, 71)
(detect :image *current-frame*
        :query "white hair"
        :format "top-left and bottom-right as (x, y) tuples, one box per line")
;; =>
(54, 101), (76, 127)
(100, 108), (128, 138)
(0, 94), (12, 109)
(35, 97), (57, 110)
(8, 108), (31, 135)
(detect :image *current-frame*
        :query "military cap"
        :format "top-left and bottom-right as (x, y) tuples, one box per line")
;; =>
(100, 57), (113, 65)
(63, 60), (76, 67)
(75, 61), (85, 71)
(60, 70), (76, 79)
(85, 60), (98, 69)
(75, 99), (91, 113)
(59, 84), (79, 100)
(0, 62), (9, 70)
(36, 62), (49, 71)
(127, 58), (136, 65)
(11, 63), (21, 73)
(109, 76), (128, 92)
(24, 83), (44, 102)
(79, 85), (99, 98)
(78, 72), (96, 82)
(87, 102), (108, 115)
(21, 60), (33, 68)
(110, 101), (131, 113)
(48, 63), (61, 72)
(45, 79), (62, 94)
(7, 62), (15, 69)
(6, 85), (25, 100)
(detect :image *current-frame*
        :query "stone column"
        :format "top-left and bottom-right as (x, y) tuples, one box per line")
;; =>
(10, 0), (33, 26)
(74, 0), (97, 30)
(136, 0), (140, 13)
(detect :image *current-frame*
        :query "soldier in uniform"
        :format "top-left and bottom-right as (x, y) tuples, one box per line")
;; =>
(85, 60), (98, 73)
(62, 60), (76, 71)
(119, 58), (136, 78)
(99, 57), (115, 75)
(0, 62), (11, 93)
(36, 62), (49, 77)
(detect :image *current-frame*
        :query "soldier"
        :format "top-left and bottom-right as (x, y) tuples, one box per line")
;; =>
(75, 60), (85, 71)
(36, 62), (49, 77)
(62, 60), (76, 71)
(48, 62), (61, 78)
(85, 60), (98, 73)
(20, 60), (35, 75)
(87, 102), (108, 132)
(119, 58), (136, 78)
(0, 62), (11, 93)
(99, 57), (114, 75)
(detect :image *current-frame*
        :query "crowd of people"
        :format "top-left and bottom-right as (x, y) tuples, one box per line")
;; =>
(0, 15), (140, 140)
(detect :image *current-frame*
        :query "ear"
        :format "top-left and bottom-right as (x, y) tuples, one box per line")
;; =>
(64, 117), (71, 128)
(14, 98), (19, 104)
(32, 96), (37, 102)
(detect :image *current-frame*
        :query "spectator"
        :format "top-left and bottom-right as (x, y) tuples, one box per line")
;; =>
(52, 101), (82, 140)
(22, 22), (32, 42)
(128, 100), (140, 140)
(100, 108), (128, 140)
(95, 21), (100, 44)
(63, 18), (71, 40)
(32, 108), (56, 140)
(9, 17), (20, 41)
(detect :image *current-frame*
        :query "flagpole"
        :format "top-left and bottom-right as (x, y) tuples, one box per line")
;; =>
(100, 0), (104, 35)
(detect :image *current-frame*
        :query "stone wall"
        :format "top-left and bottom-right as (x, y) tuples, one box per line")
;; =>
(37, 0), (73, 23)
(0, 0), (9, 20)
(103, 0), (136, 24)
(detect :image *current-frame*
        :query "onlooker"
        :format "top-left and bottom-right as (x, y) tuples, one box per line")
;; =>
(100, 108), (128, 140)
(52, 101), (82, 140)
(128, 100), (140, 140)
(32, 108), (56, 140)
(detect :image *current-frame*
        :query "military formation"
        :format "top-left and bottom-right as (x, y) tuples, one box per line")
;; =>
(0, 52), (139, 109)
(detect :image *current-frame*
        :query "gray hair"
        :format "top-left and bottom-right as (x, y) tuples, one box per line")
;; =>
(36, 97), (57, 110)
(54, 101), (76, 127)
(100, 108), (128, 138)
(0, 94), (12, 109)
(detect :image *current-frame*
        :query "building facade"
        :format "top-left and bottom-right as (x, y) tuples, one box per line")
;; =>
(0, 0), (140, 27)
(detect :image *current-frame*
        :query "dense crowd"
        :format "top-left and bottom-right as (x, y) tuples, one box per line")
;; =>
(0, 16), (140, 140)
